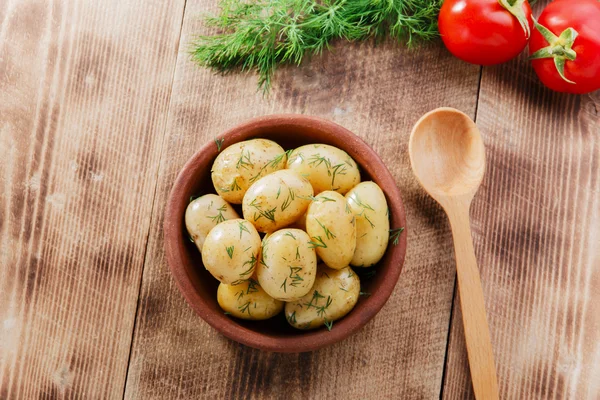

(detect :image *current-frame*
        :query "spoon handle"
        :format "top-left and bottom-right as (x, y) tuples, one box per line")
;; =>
(447, 205), (499, 400)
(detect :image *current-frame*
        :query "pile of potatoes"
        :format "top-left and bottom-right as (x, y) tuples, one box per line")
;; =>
(185, 139), (390, 330)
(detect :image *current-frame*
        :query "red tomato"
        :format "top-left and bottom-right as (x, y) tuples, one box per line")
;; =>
(529, 0), (600, 94)
(439, 0), (533, 65)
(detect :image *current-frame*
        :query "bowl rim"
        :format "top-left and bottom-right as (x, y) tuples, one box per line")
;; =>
(164, 114), (407, 352)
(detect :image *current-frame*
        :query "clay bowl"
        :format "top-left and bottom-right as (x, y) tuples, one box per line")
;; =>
(164, 114), (407, 352)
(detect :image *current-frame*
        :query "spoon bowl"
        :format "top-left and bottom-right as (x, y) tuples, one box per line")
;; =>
(409, 108), (486, 203)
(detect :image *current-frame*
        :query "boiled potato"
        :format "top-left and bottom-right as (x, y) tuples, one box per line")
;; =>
(286, 144), (360, 195)
(217, 279), (284, 320)
(346, 182), (389, 267)
(305, 191), (356, 269)
(285, 265), (360, 330)
(256, 228), (317, 301)
(242, 170), (313, 233)
(201, 219), (261, 284)
(185, 194), (239, 252)
(211, 139), (287, 204)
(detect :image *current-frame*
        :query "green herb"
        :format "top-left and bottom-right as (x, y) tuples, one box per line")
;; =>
(239, 254), (258, 277)
(288, 152), (305, 164)
(222, 178), (242, 193)
(330, 163), (348, 188)
(248, 150), (292, 183)
(282, 266), (304, 292)
(349, 192), (376, 227)
(306, 295), (332, 317)
(188, 235), (195, 243)
(288, 266), (304, 287)
(236, 150), (254, 170)
(316, 195), (335, 203)
(285, 231), (297, 240)
(281, 188), (295, 211)
(287, 311), (297, 324)
(304, 290), (326, 309)
(295, 246), (301, 259)
(298, 194), (318, 201)
(214, 138), (225, 152)
(224, 311), (232, 315)
(389, 227), (405, 246)
(208, 204), (228, 224)
(249, 198), (276, 222)
(189, 194), (201, 203)
(359, 291), (371, 296)
(246, 278), (260, 294)
(308, 153), (332, 169)
(226, 246), (235, 258)
(238, 221), (251, 238)
(239, 301), (252, 315)
(191, 0), (442, 91)
(308, 236), (327, 249)
(350, 192), (374, 211)
(315, 218), (336, 240)
(324, 319), (333, 331)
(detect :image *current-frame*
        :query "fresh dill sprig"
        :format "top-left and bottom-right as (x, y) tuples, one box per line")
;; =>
(208, 204), (228, 224)
(315, 218), (336, 240)
(226, 245), (235, 259)
(308, 236), (327, 248)
(214, 138), (225, 152)
(191, 0), (442, 91)
(249, 198), (277, 222)
(389, 227), (405, 245)
(238, 221), (251, 238)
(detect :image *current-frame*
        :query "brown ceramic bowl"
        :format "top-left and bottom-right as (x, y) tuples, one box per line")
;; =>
(164, 114), (407, 352)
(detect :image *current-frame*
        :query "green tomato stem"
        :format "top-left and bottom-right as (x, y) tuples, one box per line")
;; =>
(529, 18), (579, 84)
(498, 0), (531, 38)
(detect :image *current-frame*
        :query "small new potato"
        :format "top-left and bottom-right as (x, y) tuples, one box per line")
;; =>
(256, 229), (317, 301)
(306, 191), (356, 269)
(185, 194), (239, 252)
(346, 181), (389, 267)
(201, 219), (261, 284)
(242, 170), (313, 233)
(286, 144), (360, 195)
(285, 265), (360, 330)
(212, 139), (287, 204)
(217, 279), (284, 320)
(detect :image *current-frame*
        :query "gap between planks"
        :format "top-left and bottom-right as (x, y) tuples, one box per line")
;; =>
(120, 1), (189, 399)
(438, 65), (484, 400)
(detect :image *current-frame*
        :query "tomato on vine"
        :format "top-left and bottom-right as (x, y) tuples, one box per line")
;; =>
(529, 0), (600, 95)
(439, 0), (533, 66)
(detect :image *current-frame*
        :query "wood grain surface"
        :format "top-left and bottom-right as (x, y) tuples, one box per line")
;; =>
(442, 2), (600, 398)
(2, 0), (598, 398)
(0, 0), (185, 397)
(122, 0), (481, 398)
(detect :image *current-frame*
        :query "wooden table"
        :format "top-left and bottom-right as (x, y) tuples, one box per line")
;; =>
(1, 0), (598, 398)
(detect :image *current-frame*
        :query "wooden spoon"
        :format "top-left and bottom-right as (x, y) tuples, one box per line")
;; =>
(409, 108), (499, 400)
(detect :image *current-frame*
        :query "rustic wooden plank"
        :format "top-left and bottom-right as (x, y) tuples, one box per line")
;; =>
(442, 1), (600, 398)
(123, 1), (481, 398)
(0, 0), (185, 397)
